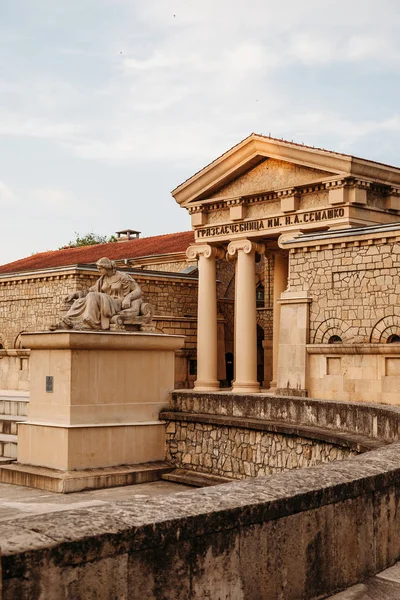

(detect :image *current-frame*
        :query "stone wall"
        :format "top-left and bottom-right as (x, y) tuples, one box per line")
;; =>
(0, 268), (199, 349)
(165, 419), (354, 479)
(0, 350), (29, 391)
(3, 442), (400, 599)
(0, 267), (201, 388)
(169, 391), (400, 445)
(288, 232), (400, 344)
(161, 392), (389, 481)
(0, 271), (87, 348)
(307, 344), (400, 404)
(284, 230), (400, 401)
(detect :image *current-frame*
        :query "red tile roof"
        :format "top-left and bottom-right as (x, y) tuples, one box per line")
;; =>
(0, 230), (195, 275)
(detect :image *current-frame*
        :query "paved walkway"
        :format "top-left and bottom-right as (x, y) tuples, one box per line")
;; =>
(0, 479), (192, 522)
(327, 563), (400, 599)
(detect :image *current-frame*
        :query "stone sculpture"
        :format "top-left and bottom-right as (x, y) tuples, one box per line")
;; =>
(52, 257), (155, 332)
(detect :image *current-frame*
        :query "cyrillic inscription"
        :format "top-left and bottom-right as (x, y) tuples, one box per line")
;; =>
(196, 208), (345, 239)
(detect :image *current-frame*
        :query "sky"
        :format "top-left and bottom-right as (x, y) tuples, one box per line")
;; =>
(1, 0), (400, 264)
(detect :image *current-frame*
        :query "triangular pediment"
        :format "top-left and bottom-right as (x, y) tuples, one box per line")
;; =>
(172, 134), (400, 207)
(207, 158), (333, 199)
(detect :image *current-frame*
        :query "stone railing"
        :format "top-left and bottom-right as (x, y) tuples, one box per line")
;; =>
(168, 390), (400, 442)
(2, 442), (400, 598)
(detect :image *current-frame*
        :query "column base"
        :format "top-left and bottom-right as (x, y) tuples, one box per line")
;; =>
(231, 382), (260, 394)
(194, 380), (220, 391)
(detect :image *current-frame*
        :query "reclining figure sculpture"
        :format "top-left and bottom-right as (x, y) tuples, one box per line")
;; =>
(52, 257), (155, 332)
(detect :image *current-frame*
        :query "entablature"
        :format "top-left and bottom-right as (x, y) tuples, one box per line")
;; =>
(187, 175), (400, 241)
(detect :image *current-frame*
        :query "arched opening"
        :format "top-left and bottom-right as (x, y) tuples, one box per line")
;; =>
(387, 334), (400, 344)
(328, 335), (342, 344)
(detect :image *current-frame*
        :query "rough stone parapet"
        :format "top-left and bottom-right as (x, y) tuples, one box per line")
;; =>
(170, 391), (400, 444)
(3, 443), (400, 598)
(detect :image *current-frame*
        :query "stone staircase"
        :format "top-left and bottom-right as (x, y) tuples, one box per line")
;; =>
(0, 391), (29, 462)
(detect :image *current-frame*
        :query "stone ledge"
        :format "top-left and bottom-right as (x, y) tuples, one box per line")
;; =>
(162, 468), (232, 487)
(160, 410), (382, 453)
(3, 444), (400, 599)
(307, 343), (400, 355)
(170, 392), (400, 443)
(0, 461), (174, 493)
(22, 330), (185, 351)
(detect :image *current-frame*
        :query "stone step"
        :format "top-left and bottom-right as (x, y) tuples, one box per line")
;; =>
(0, 461), (176, 493)
(0, 397), (29, 418)
(0, 457), (16, 464)
(162, 468), (233, 488)
(0, 433), (18, 459)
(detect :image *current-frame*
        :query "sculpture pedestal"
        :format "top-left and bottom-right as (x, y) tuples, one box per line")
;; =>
(0, 331), (184, 491)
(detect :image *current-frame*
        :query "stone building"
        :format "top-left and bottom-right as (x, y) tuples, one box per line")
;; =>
(0, 230), (237, 390)
(172, 134), (400, 404)
(1, 134), (400, 404)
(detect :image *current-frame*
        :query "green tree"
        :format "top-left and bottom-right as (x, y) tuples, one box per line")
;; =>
(60, 231), (117, 249)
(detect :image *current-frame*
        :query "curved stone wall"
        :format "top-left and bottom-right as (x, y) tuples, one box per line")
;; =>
(3, 441), (400, 599)
(162, 391), (397, 480)
(169, 390), (400, 443)
(165, 419), (355, 479)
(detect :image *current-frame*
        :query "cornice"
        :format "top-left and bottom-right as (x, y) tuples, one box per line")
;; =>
(284, 229), (400, 253)
(172, 134), (400, 207)
(0, 265), (199, 286)
(186, 176), (394, 215)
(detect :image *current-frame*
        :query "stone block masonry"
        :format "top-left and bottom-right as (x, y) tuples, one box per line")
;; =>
(288, 233), (400, 345)
(165, 420), (355, 479)
(0, 267), (201, 389)
(0, 268), (198, 349)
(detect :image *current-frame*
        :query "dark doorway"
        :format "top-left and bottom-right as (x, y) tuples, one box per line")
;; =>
(225, 352), (234, 386)
(257, 325), (264, 386)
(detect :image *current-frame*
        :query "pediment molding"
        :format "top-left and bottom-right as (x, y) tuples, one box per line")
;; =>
(172, 134), (400, 207)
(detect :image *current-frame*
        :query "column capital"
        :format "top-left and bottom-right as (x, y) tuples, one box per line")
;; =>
(186, 244), (225, 260)
(227, 239), (265, 258)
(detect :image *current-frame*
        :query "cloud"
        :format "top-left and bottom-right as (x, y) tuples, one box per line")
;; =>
(0, 0), (400, 266)
(0, 181), (14, 204)
(27, 187), (92, 218)
(0, 0), (399, 169)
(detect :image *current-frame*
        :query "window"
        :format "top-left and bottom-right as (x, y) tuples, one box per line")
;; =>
(328, 335), (342, 344)
(387, 334), (400, 344)
(256, 284), (265, 308)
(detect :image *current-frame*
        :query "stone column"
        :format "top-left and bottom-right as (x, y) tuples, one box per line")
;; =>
(227, 239), (265, 393)
(186, 244), (225, 391)
(270, 252), (289, 389)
